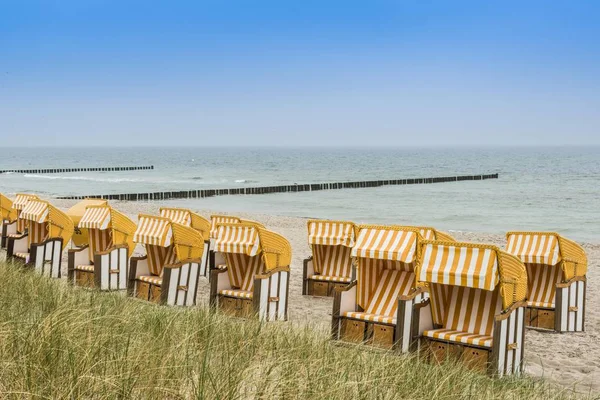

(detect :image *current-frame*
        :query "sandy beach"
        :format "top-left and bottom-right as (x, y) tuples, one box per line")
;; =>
(45, 199), (600, 393)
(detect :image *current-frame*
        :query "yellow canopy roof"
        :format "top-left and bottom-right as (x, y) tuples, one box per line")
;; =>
(418, 241), (527, 309)
(216, 223), (291, 271)
(352, 225), (421, 263)
(66, 199), (109, 247)
(19, 200), (74, 244)
(210, 215), (242, 238)
(160, 207), (210, 239)
(506, 231), (587, 279)
(12, 193), (40, 211)
(79, 204), (136, 253)
(307, 220), (357, 247)
(0, 193), (16, 222)
(134, 214), (204, 262)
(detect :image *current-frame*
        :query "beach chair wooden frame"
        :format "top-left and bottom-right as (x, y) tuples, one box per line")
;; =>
(127, 214), (205, 306)
(398, 241), (528, 377)
(506, 232), (587, 333)
(209, 222), (291, 322)
(303, 220), (358, 297)
(7, 199), (74, 279)
(67, 203), (136, 291)
(332, 225), (429, 351)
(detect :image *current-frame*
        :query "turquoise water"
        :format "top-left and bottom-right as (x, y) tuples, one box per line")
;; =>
(1, 147), (598, 241)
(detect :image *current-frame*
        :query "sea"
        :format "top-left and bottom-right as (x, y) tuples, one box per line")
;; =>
(1, 146), (598, 242)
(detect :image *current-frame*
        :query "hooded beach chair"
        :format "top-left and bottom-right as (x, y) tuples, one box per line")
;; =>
(67, 204), (137, 290)
(399, 241), (528, 376)
(332, 225), (429, 350)
(160, 207), (211, 277)
(1, 193), (39, 249)
(66, 199), (109, 249)
(128, 214), (205, 306)
(7, 199), (74, 278)
(506, 232), (587, 332)
(210, 222), (291, 321)
(417, 226), (455, 242)
(0, 193), (17, 248)
(208, 215), (265, 272)
(303, 220), (358, 297)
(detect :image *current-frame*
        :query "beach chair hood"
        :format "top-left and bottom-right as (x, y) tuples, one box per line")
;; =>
(506, 232), (587, 280)
(79, 204), (137, 254)
(20, 199), (74, 244)
(416, 227), (455, 242)
(0, 193), (16, 222)
(216, 223), (291, 272)
(307, 220), (357, 247)
(134, 214), (204, 263)
(67, 199), (109, 247)
(418, 241), (528, 310)
(160, 207), (211, 239)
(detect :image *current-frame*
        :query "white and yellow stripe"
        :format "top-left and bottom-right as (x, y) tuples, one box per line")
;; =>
(352, 227), (418, 262)
(215, 224), (260, 256)
(506, 233), (560, 265)
(160, 208), (192, 226)
(419, 243), (499, 291)
(12, 193), (39, 211)
(210, 215), (241, 238)
(20, 200), (49, 223)
(133, 215), (173, 247)
(79, 206), (111, 230)
(308, 220), (355, 247)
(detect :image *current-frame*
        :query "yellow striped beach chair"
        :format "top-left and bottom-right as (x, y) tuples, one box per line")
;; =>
(402, 241), (528, 376)
(160, 207), (211, 277)
(66, 199), (108, 248)
(67, 203), (137, 290)
(210, 222), (291, 321)
(7, 199), (74, 278)
(332, 225), (429, 350)
(0, 193), (17, 248)
(208, 214), (264, 273)
(506, 232), (587, 332)
(303, 220), (358, 297)
(1, 193), (39, 249)
(128, 214), (205, 306)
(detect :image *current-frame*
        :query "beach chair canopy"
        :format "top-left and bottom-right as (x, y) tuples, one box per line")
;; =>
(79, 204), (137, 256)
(210, 215), (242, 239)
(67, 199), (109, 247)
(216, 223), (291, 271)
(352, 225), (422, 263)
(0, 193), (16, 222)
(307, 220), (357, 247)
(12, 193), (40, 211)
(506, 232), (587, 280)
(160, 207), (210, 239)
(417, 227), (455, 242)
(418, 241), (527, 309)
(134, 215), (204, 276)
(20, 199), (74, 245)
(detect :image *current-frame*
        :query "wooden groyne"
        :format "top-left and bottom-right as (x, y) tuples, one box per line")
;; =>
(57, 173), (499, 201)
(0, 166), (154, 174)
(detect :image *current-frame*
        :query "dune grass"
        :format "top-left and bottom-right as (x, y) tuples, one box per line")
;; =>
(0, 260), (583, 399)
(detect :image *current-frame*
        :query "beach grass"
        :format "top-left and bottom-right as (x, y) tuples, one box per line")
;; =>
(0, 260), (582, 399)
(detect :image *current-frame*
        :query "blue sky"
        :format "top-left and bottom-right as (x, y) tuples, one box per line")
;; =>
(1, 0), (599, 146)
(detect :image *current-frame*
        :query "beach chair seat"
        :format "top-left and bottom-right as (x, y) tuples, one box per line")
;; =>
(138, 275), (163, 285)
(423, 329), (493, 348)
(309, 274), (352, 283)
(219, 289), (253, 299)
(528, 301), (554, 308)
(13, 252), (30, 261)
(76, 264), (95, 272)
(342, 312), (396, 325)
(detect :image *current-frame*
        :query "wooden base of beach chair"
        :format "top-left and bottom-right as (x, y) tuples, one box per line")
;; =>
(423, 338), (490, 373)
(307, 280), (348, 297)
(371, 324), (395, 349)
(341, 319), (367, 343)
(218, 296), (255, 318)
(76, 270), (95, 288)
(135, 281), (162, 304)
(525, 308), (555, 330)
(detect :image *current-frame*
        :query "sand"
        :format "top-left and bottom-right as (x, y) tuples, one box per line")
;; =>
(40, 200), (600, 393)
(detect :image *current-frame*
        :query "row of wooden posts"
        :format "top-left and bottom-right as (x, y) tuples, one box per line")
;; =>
(0, 166), (154, 174)
(57, 173), (499, 201)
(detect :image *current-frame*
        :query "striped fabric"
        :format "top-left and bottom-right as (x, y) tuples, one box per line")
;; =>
(526, 263), (562, 308)
(420, 228), (436, 240)
(344, 270), (415, 325)
(429, 283), (450, 326)
(210, 215), (241, 238)
(88, 229), (112, 258)
(308, 221), (355, 247)
(12, 194), (38, 210)
(79, 206), (111, 229)
(224, 253), (264, 291)
(356, 257), (413, 310)
(133, 216), (172, 247)
(311, 245), (353, 282)
(506, 233), (560, 265)
(146, 245), (178, 276)
(419, 243), (499, 291)
(14, 252), (30, 261)
(160, 208), (191, 226)
(216, 225), (260, 256)
(76, 265), (95, 272)
(28, 222), (48, 246)
(219, 289), (253, 299)
(423, 286), (502, 348)
(20, 200), (49, 223)
(17, 217), (27, 234)
(352, 228), (417, 262)
(138, 275), (163, 285)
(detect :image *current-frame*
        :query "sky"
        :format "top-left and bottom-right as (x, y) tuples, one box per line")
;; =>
(0, 0), (599, 147)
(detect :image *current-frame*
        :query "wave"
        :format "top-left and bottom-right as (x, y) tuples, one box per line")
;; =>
(234, 179), (258, 184)
(23, 174), (145, 183)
